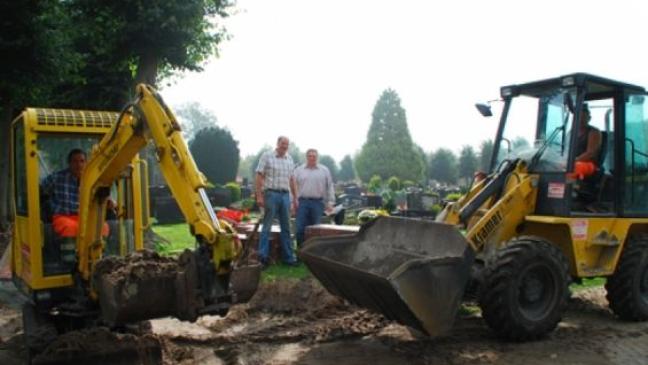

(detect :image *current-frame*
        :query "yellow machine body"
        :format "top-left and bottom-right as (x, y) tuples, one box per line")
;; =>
(301, 73), (648, 341)
(11, 108), (149, 294)
(11, 85), (260, 362)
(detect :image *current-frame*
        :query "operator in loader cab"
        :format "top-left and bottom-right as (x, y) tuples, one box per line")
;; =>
(575, 104), (602, 164)
(572, 104), (605, 205)
(41, 148), (111, 238)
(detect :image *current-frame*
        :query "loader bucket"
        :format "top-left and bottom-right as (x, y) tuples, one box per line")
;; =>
(299, 216), (474, 336)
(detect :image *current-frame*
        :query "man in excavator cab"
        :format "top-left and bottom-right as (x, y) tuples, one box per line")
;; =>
(41, 149), (115, 236)
(40, 148), (113, 268)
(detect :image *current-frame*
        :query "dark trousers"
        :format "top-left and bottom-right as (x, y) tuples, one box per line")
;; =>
(296, 198), (324, 247)
(258, 190), (296, 264)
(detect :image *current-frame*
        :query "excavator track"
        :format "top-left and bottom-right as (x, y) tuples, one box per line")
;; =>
(31, 327), (162, 365)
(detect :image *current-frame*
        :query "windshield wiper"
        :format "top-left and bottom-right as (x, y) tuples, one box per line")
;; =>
(529, 125), (565, 170)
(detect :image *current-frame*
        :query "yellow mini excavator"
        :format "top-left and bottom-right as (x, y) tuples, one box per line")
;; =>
(10, 85), (260, 362)
(301, 73), (648, 340)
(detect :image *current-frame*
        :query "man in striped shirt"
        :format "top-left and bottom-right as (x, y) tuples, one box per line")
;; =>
(255, 136), (299, 268)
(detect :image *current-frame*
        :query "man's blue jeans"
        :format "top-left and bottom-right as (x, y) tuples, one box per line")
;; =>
(296, 198), (324, 247)
(258, 190), (296, 264)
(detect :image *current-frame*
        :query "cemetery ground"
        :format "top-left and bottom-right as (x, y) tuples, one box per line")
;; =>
(0, 225), (646, 364)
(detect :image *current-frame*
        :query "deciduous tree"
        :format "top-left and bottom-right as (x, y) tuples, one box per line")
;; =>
(458, 145), (478, 183)
(69, 0), (234, 90)
(237, 154), (257, 183)
(0, 0), (80, 228)
(175, 102), (218, 142)
(338, 155), (355, 182)
(428, 148), (458, 184)
(479, 139), (494, 172)
(318, 155), (338, 182)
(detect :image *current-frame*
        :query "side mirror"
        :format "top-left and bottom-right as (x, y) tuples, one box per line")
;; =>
(475, 103), (493, 117)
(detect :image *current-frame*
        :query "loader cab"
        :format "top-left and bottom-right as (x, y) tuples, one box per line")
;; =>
(11, 108), (150, 298)
(489, 73), (648, 217)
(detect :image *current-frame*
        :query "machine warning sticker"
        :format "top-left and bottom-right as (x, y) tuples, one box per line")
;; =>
(547, 183), (565, 199)
(571, 219), (588, 240)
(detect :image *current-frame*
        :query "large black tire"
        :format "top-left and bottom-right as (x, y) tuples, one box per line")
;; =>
(478, 237), (570, 341)
(605, 234), (648, 321)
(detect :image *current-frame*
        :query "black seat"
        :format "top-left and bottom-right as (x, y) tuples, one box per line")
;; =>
(574, 130), (611, 207)
(597, 130), (609, 170)
(42, 223), (73, 275)
(596, 131), (614, 203)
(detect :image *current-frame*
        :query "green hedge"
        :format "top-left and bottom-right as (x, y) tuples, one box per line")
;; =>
(225, 182), (242, 202)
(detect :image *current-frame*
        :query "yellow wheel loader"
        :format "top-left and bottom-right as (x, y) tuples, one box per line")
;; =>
(10, 85), (260, 362)
(301, 73), (648, 341)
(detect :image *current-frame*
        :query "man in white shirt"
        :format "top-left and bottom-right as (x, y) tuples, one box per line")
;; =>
(294, 149), (335, 247)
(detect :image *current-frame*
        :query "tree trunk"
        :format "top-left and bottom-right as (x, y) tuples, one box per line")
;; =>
(134, 51), (158, 87)
(133, 52), (164, 236)
(0, 102), (14, 231)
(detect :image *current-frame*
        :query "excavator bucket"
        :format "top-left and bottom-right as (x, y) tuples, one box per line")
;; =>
(94, 250), (261, 326)
(299, 216), (474, 336)
(230, 263), (262, 304)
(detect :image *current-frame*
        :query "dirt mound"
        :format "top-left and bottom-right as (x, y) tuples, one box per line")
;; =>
(206, 277), (391, 346)
(93, 249), (178, 285)
(568, 287), (612, 315)
(0, 305), (21, 344)
(159, 338), (195, 365)
(34, 327), (162, 365)
(247, 277), (348, 315)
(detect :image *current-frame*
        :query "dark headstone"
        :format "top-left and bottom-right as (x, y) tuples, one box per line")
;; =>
(365, 195), (383, 208)
(207, 187), (232, 207)
(149, 186), (184, 224)
(240, 186), (252, 200)
(407, 192), (423, 211)
(343, 185), (362, 196)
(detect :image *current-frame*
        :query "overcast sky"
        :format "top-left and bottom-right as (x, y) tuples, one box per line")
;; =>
(163, 0), (648, 162)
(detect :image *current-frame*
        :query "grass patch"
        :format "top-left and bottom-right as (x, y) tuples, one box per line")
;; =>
(152, 223), (196, 255)
(260, 263), (311, 282)
(152, 223), (311, 281)
(459, 303), (481, 316)
(570, 277), (606, 291)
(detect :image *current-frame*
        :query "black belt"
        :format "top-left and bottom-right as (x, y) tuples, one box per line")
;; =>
(266, 188), (289, 193)
(299, 197), (323, 201)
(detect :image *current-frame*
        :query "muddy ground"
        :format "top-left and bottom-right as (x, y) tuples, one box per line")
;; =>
(0, 276), (647, 365)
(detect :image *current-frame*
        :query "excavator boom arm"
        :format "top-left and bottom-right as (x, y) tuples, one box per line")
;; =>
(77, 84), (238, 282)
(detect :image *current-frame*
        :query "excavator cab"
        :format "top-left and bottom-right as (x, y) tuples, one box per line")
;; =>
(11, 109), (149, 298)
(302, 73), (648, 340)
